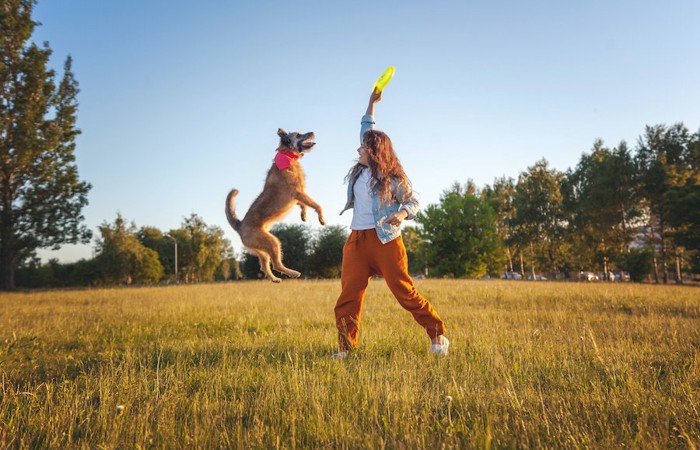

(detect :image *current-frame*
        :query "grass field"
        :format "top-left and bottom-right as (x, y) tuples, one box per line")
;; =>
(0, 280), (698, 449)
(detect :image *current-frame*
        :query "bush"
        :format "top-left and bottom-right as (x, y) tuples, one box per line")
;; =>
(616, 248), (654, 282)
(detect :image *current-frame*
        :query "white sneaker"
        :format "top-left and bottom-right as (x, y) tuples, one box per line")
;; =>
(332, 351), (347, 360)
(430, 336), (450, 356)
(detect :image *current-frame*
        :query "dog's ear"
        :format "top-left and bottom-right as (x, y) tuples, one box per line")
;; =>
(277, 128), (292, 147)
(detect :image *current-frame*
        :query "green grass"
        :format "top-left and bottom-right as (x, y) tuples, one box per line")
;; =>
(1, 280), (698, 449)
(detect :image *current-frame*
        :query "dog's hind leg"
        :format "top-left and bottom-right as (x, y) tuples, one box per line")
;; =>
(298, 202), (307, 222)
(251, 248), (281, 283)
(261, 230), (301, 279)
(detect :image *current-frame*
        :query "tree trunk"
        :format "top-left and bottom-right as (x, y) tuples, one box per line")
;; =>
(652, 256), (659, 284)
(506, 247), (514, 273)
(649, 222), (659, 283)
(659, 215), (668, 284)
(0, 216), (17, 290)
(0, 249), (16, 290)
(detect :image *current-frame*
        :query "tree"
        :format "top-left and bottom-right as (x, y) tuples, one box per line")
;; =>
(217, 257), (242, 281)
(240, 251), (264, 280)
(94, 214), (163, 285)
(0, 1), (91, 289)
(635, 123), (697, 283)
(417, 187), (502, 278)
(170, 214), (231, 282)
(482, 176), (518, 276)
(616, 248), (654, 283)
(308, 225), (347, 278)
(562, 140), (642, 278)
(510, 159), (568, 278)
(16, 256), (98, 288)
(660, 128), (700, 277)
(137, 225), (177, 280)
(271, 223), (312, 276)
(238, 223), (312, 280)
(402, 226), (428, 276)
(664, 178), (700, 274)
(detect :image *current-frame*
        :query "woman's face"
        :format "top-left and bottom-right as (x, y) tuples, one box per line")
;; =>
(357, 144), (370, 166)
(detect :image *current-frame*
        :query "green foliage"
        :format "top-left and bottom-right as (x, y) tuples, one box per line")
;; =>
(272, 223), (312, 275)
(15, 257), (98, 288)
(401, 226), (427, 276)
(616, 248), (654, 282)
(94, 214), (163, 284)
(216, 257), (242, 281)
(635, 124), (699, 281)
(481, 176), (518, 272)
(169, 214), (231, 283)
(510, 160), (568, 275)
(563, 140), (641, 270)
(0, 1), (91, 289)
(14, 215), (243, 287)
(308, 225), (348, 278)
(417, 188), (502, 278)
(237, 224), (313, 280)
(240, 251), (264, 279)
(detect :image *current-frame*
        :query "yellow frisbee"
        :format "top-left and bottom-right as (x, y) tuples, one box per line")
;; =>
(373, 66), (395, 93)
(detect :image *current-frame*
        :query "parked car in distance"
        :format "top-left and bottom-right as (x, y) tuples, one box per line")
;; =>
(615, 271), (631, 282)
(580, 271), (599, 281)
(528, 274), (548, 281)
(501, 271), (523, 280)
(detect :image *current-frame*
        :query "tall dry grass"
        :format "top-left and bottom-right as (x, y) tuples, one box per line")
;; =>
(0, 280), (698, 448)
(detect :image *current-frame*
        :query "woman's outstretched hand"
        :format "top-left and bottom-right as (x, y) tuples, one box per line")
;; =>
(366, 90), (383, 116)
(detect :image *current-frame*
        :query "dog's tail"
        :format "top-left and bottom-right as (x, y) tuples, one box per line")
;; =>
(225, 189), (242, 232)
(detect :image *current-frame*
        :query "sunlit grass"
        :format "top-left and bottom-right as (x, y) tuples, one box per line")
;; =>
(1, 280), (698, 448)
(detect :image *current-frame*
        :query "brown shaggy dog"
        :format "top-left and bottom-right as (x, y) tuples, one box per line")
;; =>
(225, 129), (325, 282)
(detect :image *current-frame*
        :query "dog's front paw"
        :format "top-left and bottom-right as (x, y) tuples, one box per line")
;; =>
(318, 215), (326, 226)
(300, 211), (307, 222)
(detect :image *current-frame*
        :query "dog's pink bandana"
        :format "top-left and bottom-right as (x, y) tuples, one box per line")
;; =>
(274, 151), (299, 170)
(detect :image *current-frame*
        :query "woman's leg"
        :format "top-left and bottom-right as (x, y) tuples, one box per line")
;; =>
(334, 230), (372, 351)
(372, 234), (446, 339)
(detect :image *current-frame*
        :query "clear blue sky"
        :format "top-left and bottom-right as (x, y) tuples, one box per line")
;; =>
(32, 0), (700, 262)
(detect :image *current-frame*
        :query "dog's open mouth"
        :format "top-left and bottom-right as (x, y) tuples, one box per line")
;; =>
(301, 133), (316, 150)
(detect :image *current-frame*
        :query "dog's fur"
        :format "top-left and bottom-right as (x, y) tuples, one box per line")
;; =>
(225, 129), (325, 282)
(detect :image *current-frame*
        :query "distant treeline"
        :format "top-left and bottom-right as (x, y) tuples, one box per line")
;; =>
(15, 214), (351, 288)
(16, 122), (699, 288)
(411, 122), (698, 283)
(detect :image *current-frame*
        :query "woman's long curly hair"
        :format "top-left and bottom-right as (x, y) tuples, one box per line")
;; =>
(345, 130), (411, 205)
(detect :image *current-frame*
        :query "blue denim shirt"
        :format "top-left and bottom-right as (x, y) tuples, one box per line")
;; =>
(339, 114), (420, 244)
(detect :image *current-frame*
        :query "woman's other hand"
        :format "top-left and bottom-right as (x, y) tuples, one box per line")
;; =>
(385, 209), (408, 226)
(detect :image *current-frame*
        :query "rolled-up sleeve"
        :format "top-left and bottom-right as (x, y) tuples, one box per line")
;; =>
(360, 114), (375, 143)
(397, 183), (420, 220)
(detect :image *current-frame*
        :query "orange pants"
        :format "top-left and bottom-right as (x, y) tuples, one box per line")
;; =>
(334, 229), (446, 351)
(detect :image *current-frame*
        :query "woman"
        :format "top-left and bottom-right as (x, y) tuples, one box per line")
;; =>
(333, 90), (449, 358)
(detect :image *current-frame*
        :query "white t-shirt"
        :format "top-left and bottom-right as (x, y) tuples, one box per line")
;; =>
(350, 167), (376, 230)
